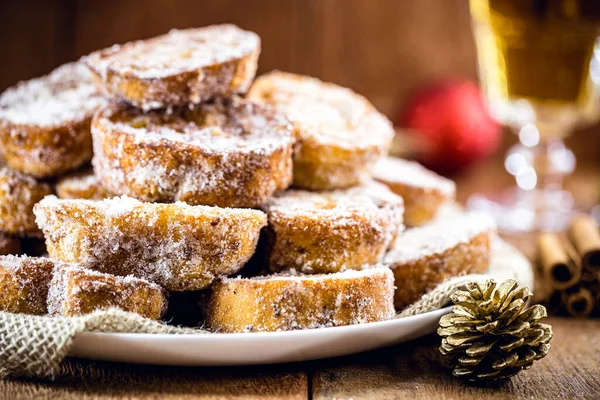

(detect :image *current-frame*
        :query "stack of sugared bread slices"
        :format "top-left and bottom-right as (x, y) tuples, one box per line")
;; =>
(0, 24), (496, 332)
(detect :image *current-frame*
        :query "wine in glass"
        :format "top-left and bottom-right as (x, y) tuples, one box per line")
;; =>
(468, 0), (600, 232)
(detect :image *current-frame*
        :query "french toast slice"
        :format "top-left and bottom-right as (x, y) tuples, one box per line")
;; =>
(0, 255), (55, 314)
(0, 167), (53, 237)
(373, 157), (456, 227)
(385, 212), (495, 309)
(82, 24), (260, 110)
(207, 267), (395, 333)
(91, 98), (296, 208)
(56, 169), (112, 200)
(0, 62), (107, 177)
(263, 182), (403, 274)
(34, 195), (266, 291)
(48, 263), (167, 319)
(247, 71), (394, 190)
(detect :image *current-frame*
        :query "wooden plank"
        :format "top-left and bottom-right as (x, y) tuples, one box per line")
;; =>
(0, 361), (308, 399)
(311, 317), (600, 399)
(290, 0), (324, 78)
(0, 0), (67, 91)
(318, 0), (478, 116)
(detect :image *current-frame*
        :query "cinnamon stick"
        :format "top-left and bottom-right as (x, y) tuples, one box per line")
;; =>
(537, 232), (581, 290)
(568, 214), (600, 270)
(580, 265), (600, 284)
(564, 286), (595, 317)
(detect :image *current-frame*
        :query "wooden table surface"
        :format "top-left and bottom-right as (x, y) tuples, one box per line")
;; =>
(2, 161), (599, 399)
(1, 317), (598, 399)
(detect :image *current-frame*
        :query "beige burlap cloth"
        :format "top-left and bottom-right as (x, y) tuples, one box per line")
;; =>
(0, 238), (532, 379)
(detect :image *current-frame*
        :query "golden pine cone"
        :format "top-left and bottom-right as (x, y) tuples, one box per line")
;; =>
(438, 279), (552, 382)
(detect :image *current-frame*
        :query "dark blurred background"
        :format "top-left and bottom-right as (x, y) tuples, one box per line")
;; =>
(1, 0), (599, 202)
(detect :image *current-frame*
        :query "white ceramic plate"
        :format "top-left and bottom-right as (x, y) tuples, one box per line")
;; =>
(68, 307), (450, 366)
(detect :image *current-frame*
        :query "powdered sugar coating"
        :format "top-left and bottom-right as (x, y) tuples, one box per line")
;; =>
(373, 157), (456, 197)
(34, 195), (267, 291)
(0, 167), (53, 237)
(385, 211), (496, 265)
(0, 255), (59, 314)
(385, 212), (495, 309)
(248, 71), (394, 189)
(373, 157), (456, 227)
(83, 24), (260, 110)
(47, 262), (167, 319)
(0, 62), (106, 177)
(92, 98), (296, 208)
(263, 182), (404, 274)
(0, 62), (106, 127)
(249, 72), (392, 149)
(56, 169), (112, 200)
(207, 267), (395, 333)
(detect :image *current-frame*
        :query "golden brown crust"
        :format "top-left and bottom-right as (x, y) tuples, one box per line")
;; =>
(0, 234), (21, 255)
(385, 212), (495, 309)
(386, 184), (447, 227)
(207, 268), (395, 333)
(373, 157), (456, 227)
(34, 195), (267, 291)
(263, 183), (404, 274)
(91, 98), (296, 208)
(56, 169), (112, 200)
(0, 62), (106, 178)
(248, 71), (394, 190)
(0, 255), (55, 314)
(82, 25), (260, 110)
(47, 263), (168, 319)
(0, 167), (53, 237)
(390, 233), (491, 309)
(0, 121), (94, 178)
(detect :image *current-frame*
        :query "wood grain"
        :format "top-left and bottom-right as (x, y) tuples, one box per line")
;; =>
(318, 0), (477, 115)
(0, 361), (308, 399)
(311, 317), (600, 400)
(0, 0), (478, 116)
(1, 318), (597, 399)
(0, 0), (65, 91)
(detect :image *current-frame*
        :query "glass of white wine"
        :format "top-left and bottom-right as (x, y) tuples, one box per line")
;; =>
(467, 0), (600, 233)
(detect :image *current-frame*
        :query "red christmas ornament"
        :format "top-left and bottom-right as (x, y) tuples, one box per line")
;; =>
(400, 80), (501, 173)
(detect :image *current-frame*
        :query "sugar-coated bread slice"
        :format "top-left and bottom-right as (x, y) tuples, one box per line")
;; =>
(263, 182), (404, 274)
(82, 24), (260, 110)
(0, 167), (53, 237)
(56, 169), (112, 200)
(373, 157), (456, 227)
(0, 234), (21, 255)
(0, 255), (56, 314)
(207, 267), (395, 333)
(48, 263), (167, 319)
(34, 195), (267, 291)
(384, 212), (495, 309)
(0, 62), (107, 178)
(248, 71), (394, 190)
(91, 98), (296, 208)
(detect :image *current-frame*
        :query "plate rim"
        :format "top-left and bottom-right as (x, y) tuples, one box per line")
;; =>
(74, 306), (452, 341)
